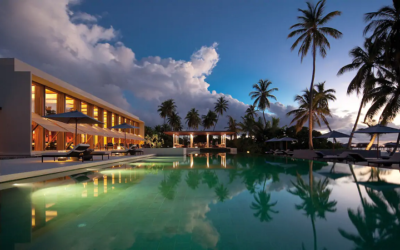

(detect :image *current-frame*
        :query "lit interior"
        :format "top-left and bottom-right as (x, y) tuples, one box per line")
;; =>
(45, 89), (57, 114)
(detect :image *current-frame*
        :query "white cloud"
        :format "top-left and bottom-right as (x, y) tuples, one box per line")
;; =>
(70, 11), (99, 23)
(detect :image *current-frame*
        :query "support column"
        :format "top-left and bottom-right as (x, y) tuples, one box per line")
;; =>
(56, 93), (65, 150)
(206, 134), (209, 148)
(190, 134), (193, 148)
(173, 134), (175, 148)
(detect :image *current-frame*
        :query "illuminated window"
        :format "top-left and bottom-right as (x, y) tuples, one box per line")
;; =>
(103, 111), (108, 145)
(45, 89), (57, 115)
(31, 84), (35, 113)
(112, 114), (115, 128)
(81, 102), (88, 114)
(94, 107), (98, 125)
(65, 96), (75, 112)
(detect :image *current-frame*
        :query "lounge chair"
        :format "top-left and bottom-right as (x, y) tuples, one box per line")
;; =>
(313, 151), (326, 160)
(110, 145), (135, 156)
(323, 152), (350, 162)
(265, 149), (275, 155)
(40, 144), (90, 162)
(347, 153), (368, 164)
(282, 150), (294, 156)
(367, 153), (400, 167)
(90, 150), (110, 160)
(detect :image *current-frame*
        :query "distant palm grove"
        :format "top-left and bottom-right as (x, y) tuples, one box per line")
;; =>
(146, 0), (400, 154)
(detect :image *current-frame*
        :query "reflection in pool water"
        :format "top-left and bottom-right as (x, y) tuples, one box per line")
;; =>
(1, 153), (400, 249)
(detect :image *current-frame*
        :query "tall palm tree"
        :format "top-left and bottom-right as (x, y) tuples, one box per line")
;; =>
(202, 110), (218, 130)
(246, 105), (258, 120)
(338, 39), (384, 149)
(364, 1), (400, 154)
(238, 115), (256, 137)
(167, 112), (182, 131)
(185, 108), (201, 130)
(214, 96), (229, 130)
(249, 79), (278, 125)
(225, 115), (241, 140)
(288, 0), (342, 149)
(287, 83), (336, 133)
(214, 183), (229, 202)
(157, 99), (177, 125)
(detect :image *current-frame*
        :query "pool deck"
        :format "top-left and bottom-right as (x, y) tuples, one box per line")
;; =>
(0, 154), (155, 183)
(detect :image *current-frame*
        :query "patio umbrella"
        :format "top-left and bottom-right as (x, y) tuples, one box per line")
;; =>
(110, 123), (139, 148)
(44, 110), (103, 146)
(354, 124), (400, 158)
(266, 137), (280, 149)
(315, 130), (351, 150)
(278, 137), (297, 150)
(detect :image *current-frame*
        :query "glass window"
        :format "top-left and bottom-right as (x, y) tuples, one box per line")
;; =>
(65, 96), (75, 112)
(31, 84), (35, 113)
(104, 111), (107, 128)
(112, 114), (115, 128)
(81, 102), (88, 115)
(45, 89), (57, 115)
(94, 107), (98, 126)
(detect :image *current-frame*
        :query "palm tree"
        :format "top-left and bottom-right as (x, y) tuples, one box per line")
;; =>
(238, 115), (256, 137)
(338, 39), (384, 149)
(214, 183), (229, 202)
(250, 191), (279, 222)
(185, 170), (202, 190)
(245, 105), (258, 120)
(167, 112), (182, 131)
(286, 83), (336, 133)
(185, 108), (201, 130)
(364, 1), (400, 154)
(214, 96), (229, 130)
(249, 79), (278, 125)
(157, 99), (177, 125)
(225, 115), (241, 140)
(288, 0), (342, 149)
(202, 110), (218, 130)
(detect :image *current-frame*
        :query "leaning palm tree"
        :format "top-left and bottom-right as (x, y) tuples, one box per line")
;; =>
(245, 105), (258, 120)
(167, 111), (182, 131)
(287, 83), (336, 133)
(157, 99), (177, 125)
(338, 39), (384, 149)
(202, 110), (218, 130)
(185, 108), (201, 130)
(364, 0), (400, 154)
(249, 79), (278, 125)
(214, 96), (229, 130)
(288, 0), (342, 149)
(225, 115), (241, 140)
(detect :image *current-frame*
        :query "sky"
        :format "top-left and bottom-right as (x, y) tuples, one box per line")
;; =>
(0, 0), (395, 143)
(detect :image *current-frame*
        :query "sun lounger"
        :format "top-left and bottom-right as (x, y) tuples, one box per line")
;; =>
(347, 153), (368, 163)
(40, 144), (90, 162)
(90, 150), (110, 160)
(111, 145), (135, 156)
(313, 151), (326, 160)
(367, 153), (400, 167)
(323, 152), (350, 162)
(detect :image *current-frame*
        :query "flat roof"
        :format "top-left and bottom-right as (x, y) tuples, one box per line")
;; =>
(5, 58), (143, 123)
(164, 131), (236, 136)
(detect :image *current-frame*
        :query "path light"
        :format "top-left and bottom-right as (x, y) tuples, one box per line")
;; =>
(247, 151), (250, 154)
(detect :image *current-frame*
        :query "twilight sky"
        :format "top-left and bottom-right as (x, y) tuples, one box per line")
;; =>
(0, 0), (395, 142)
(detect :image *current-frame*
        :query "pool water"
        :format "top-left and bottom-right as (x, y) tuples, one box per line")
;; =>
(1, 153), (400, 250)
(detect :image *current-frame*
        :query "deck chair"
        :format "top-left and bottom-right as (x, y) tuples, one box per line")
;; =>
(367, 153), (400, 167)
(110, 145), (135, 156)
(347, 153), (368, 164)
(313, 151), (326, 160)
(41, 144), (90, 162)
(323, 152), (350, 162)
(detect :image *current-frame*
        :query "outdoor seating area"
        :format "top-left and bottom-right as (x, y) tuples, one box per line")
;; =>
(164, 131), (236, 148)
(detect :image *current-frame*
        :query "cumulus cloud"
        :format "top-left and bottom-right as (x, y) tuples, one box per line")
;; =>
(0, 0), (386, 142)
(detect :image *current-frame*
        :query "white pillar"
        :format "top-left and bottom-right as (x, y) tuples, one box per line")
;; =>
(190, 134), (193, 148)
(206, 134), (209, 148)
(173, 134), (175, 148)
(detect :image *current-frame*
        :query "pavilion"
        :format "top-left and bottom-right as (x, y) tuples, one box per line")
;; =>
(163, 131), (236, 148)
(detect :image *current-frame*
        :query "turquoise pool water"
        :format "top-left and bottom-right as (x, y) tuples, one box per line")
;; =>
(1, 153), (400, 249)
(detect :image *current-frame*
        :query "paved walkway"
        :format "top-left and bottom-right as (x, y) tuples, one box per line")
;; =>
(0, 154), (155, 183)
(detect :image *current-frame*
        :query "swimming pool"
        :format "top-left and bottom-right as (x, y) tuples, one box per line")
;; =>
(1, 153), (400, 249)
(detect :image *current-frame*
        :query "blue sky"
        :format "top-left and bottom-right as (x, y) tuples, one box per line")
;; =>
(74, 0), (391, 106)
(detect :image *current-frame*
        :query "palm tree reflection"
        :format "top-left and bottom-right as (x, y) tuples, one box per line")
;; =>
(185, 170), (202, 190)
(288, 161), (337, 250)
(250, 191), (278, 222)
(202, 170), (219, 189)
(214, 184), (229, 202)
(158, 170), (182, 200)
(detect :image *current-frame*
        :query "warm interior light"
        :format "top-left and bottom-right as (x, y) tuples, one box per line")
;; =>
(247, 151), (250, 154)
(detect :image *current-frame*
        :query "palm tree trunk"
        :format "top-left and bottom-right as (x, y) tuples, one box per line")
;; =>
(366, 134), (377, 150)
(213, 114), (219, 131)
(262, 110), (267, 125)
(390, 133), (400, 156)
(347, 97), (364, 149)
(308, 42), (316, 150)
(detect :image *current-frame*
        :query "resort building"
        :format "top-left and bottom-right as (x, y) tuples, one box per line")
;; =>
(164, 131), (235, 148)
(0, 58), (145, 156)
